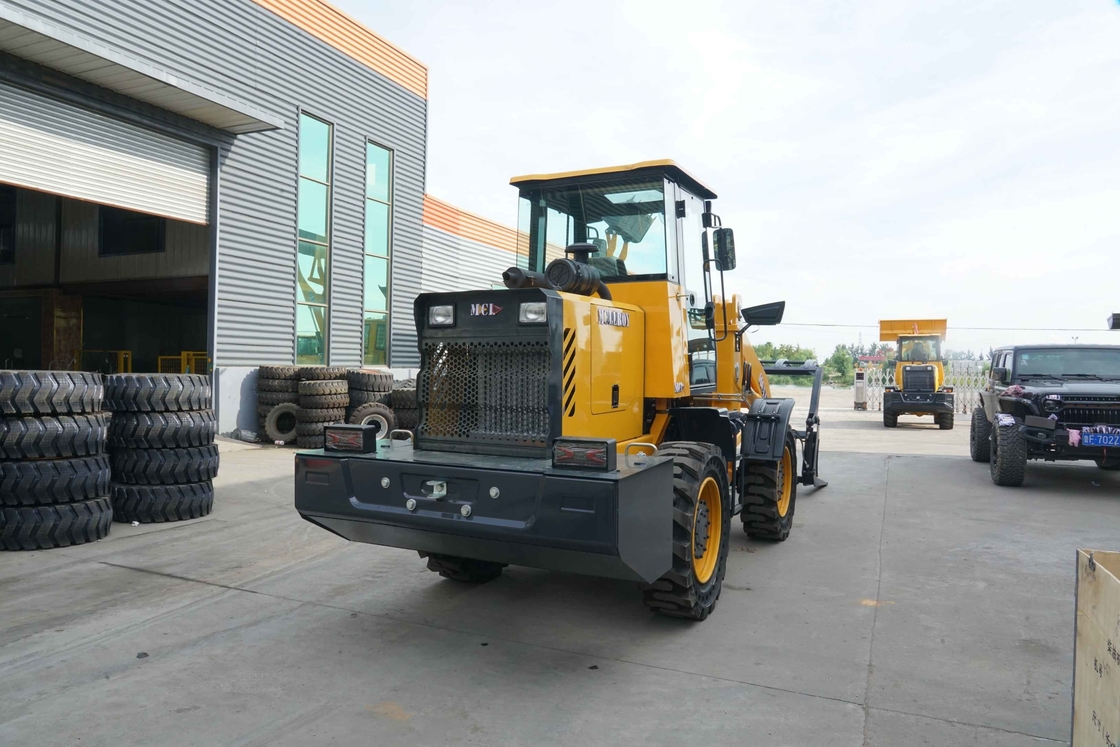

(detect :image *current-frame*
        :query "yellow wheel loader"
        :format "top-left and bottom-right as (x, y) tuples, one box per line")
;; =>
(880, 319), (955, 429)
(295, 160), (826, 620)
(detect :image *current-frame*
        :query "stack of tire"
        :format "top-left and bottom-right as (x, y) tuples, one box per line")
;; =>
(391, 379), (419, 433)
(296, 367), (349, 449)
(346, 369), (396, 436)
(105, 374), (219, 523)
(257, 365), (300, 445)
(0, 371), (112, 550)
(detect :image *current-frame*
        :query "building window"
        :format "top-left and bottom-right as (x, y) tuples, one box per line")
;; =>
(0, 186), (14, 265)
(363, 141), (392, 365)
(98, 206), (166, 257)
(296, 113), (333, 365)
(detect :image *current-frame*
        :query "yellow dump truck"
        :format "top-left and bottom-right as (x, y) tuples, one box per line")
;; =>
(880, 319), (954, 429)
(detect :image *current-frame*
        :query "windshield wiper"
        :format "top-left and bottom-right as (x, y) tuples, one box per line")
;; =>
(1061, 373), (1104, 380)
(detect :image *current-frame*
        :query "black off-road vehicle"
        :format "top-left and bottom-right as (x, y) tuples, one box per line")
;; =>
(970, 345), (1120, 486)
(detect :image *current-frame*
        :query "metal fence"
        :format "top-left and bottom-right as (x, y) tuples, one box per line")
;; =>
(866, 360), (988, 413)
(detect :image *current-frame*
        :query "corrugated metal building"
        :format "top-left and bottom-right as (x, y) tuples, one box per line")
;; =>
(0, 0), (514, 432)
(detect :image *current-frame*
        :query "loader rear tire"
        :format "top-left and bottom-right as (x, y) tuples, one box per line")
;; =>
(937, 412), (954, 430)
(641, 442), (730, 621)
(969, 407), (991, 462)
(883, 411), (898, 428)
(422, 552), (505, 583)
(741, 431), (797, 541)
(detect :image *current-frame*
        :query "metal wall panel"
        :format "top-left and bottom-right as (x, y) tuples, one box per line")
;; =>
(421, 225), (516, 296)
(0, 81), (210, 224)
(58, 198), (208, 284)
(0, 187), (55, 288)
(7, 0), (428, 368)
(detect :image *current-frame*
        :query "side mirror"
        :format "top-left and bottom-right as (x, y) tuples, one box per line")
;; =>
(741, 300), (785, 327)
(992, 367), (1009, 385)
(712, 228), (736, 271)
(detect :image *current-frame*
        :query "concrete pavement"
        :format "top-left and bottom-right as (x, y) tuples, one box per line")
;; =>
(1, 397), (1117, 745)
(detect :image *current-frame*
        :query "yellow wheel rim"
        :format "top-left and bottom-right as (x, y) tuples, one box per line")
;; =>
(692, 476), (722, 584)
(777, 446), (793, 518)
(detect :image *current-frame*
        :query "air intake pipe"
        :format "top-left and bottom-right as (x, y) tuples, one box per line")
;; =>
(545, 243), (612, 301)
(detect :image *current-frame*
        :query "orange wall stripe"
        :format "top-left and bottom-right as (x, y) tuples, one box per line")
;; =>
(252, 0), (428, 99)
(423, 195), (518, 254)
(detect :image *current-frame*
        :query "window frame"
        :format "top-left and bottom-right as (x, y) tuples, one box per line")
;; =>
(362, 138), (394, 367)
(294, 110), (335, 366)
(97, 205), (167, 258)
(0, 185), (15, 265)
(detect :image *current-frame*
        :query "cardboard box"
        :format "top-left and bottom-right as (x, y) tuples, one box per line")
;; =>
(1073, 550), (1120, 746)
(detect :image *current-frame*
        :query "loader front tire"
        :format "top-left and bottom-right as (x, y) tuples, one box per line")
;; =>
(641, 442), (730, 621)
(883, 411), (898, 428)
(741, 430), (797, 541)
(422, 552), (505, 583)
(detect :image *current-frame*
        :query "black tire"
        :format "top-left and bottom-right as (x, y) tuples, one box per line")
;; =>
(422, 552), (505, 583)
(263, 403), (299, 443)
(883, 411), (898, 428)
(298, 366), (349, 381)
(0, 455), (111, 507)
(256, 403), (278, 419)
(391, 388), (417, 409)
(297, 407), (347, 424)
(937, 412), (954, 430)
(296, 435), (324, 449)
(256, 377), (300, 393)
(0, 371), (103, 416)
(300, 393), (350, 409)
(258, 365), (300, 380)
(641, 442), (731, 621)
(395, 407), (419, 429)
(258, 391), (299, 406)
(990, 417), (1027, 487)
(110, 445), (220, 485)
(104, 374), (211, 413)
(1095, 459), (1120, 471)
(296, 422), (328, 437)
(348, 369), (393, 392)
(108, 410), (217, 449)
(970, 407), (992, 463)
(298, 379), (348, 396)
(741, 430), (798, 541)
(111, 481), (213, 523)
(1, 497), (112, 550)
(0, 414), (107, 460)
(350, 389), (391, 407)
(348, 403), (396, 436)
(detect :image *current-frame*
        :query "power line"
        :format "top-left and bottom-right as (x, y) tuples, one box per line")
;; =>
(781, 323), (1109, 332)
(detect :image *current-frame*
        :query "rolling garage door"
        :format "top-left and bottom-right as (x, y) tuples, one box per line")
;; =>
(0, 82), (210, 225)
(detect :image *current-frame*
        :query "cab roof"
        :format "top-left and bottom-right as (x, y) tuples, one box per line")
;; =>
(510, 159), (718, 200)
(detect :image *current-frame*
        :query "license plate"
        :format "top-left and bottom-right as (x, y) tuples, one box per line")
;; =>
(1082, 433), (1120, 447)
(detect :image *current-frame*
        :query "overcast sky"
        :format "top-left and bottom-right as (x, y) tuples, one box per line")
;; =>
(336, 0), (1120, 358)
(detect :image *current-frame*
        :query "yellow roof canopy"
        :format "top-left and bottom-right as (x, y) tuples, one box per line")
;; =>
(510, 159), (717, 200)
(879, 319), (947, 341)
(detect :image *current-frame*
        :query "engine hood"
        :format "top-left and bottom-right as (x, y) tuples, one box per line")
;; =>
(1016, 380), (1120, 398)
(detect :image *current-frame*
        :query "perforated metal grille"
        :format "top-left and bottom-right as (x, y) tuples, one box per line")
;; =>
(902, 367), (936, 392)
(417, 339), (552, 450)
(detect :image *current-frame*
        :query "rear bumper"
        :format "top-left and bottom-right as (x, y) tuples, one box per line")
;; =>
(294, 443), (674, 583)
(884, 390), (954, 416)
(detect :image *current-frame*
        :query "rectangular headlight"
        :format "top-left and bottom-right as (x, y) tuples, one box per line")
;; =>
(519, 302), (547, 324)
(552, 437), (617, 471)
(429, 304), (454, 326)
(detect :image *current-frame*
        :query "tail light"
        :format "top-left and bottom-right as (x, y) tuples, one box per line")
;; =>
(552, 437), (616, 471)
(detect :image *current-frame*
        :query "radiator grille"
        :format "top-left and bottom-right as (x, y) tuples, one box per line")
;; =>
(417, 339), (552, 451)
(1058, 403), (1120, 428)
(902, 367), (936, 392)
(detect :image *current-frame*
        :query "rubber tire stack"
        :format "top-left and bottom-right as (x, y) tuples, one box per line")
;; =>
(1, 371), (112, 550)
(347, 370), (395, 434)
(256, 365), (300, 444)
(105, 374), (219, 523)
(296, 367), (349, 449)
(391, 379), (419, 432)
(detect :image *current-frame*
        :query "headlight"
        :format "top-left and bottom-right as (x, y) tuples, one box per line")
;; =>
(1043, 397), (1061, 413)
(519, 302), (547, 324)
(428, 305), (454, 326)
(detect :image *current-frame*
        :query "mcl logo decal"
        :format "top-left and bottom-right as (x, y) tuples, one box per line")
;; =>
(470, 303), (503, 316)
(597, 307), (630, 327)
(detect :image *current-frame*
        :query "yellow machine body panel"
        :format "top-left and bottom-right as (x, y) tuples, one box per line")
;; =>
(893, 335), (945, 390)
(607, 281), (689, 399)
(559, 293), (645, 442)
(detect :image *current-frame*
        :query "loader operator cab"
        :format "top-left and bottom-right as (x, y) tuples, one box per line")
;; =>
(513, 160), (728, 389)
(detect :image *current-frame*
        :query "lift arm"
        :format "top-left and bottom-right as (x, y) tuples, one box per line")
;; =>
(760, 359), (827, 489)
